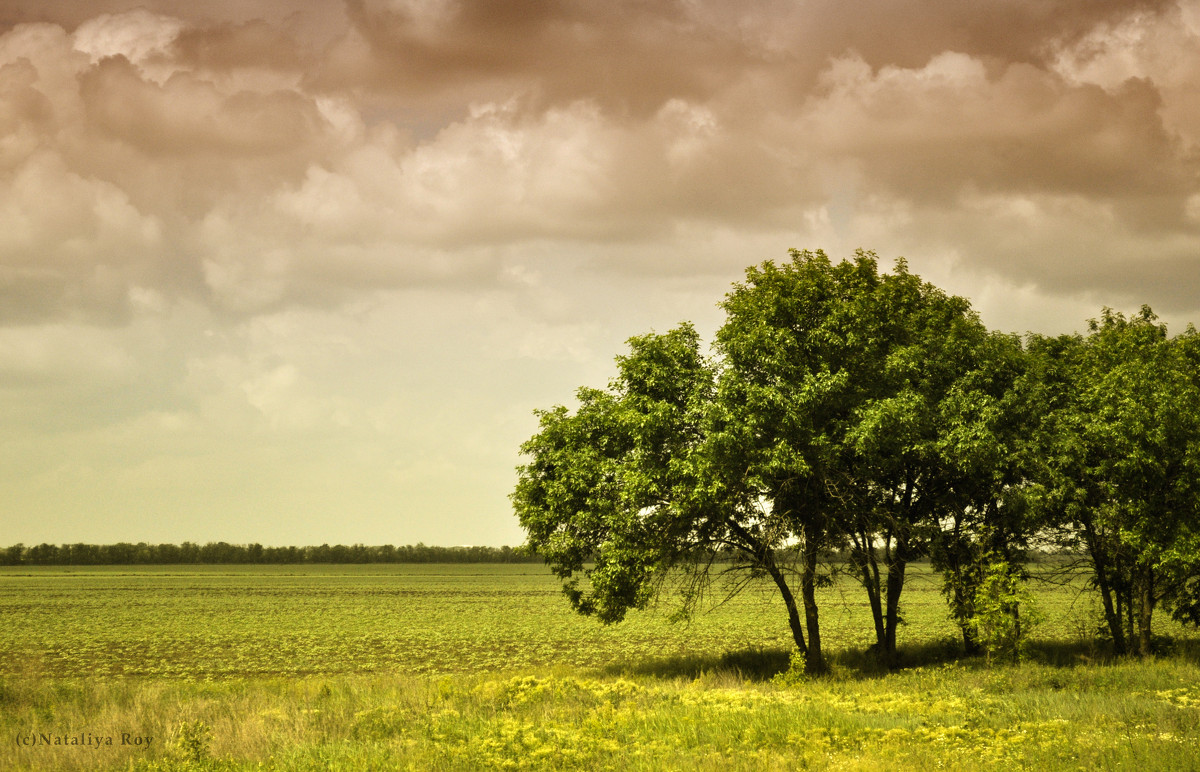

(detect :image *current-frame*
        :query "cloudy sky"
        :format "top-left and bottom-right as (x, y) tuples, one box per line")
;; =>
(2, 0), (1199, 547)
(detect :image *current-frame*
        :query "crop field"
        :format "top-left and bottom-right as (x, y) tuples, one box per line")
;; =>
(1, 563), (1199, 770)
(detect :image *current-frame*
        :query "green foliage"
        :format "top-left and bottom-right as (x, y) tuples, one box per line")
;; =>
(1161, 530), (1200, 628)
(770, 648), (808, 687)
(512, 323), (715, 625)
(173, 720), (213, 764)
(515, 248), (1011, 672)
(505, 249), (1200, 673)
(1029, 308), (1200, 655)
(971, 558), (1042, 665)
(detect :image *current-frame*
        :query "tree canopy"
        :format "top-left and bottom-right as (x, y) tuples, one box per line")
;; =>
(513, 249), (1200, 670)
(1030, 308), (1200, 654)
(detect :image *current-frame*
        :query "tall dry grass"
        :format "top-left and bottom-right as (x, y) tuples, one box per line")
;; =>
(3, 651), (1199, 771)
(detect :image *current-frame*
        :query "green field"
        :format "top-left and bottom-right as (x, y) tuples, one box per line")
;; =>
(2, 563), (1198, 770)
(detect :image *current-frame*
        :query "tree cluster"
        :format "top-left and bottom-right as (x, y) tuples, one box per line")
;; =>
(513, 250), (1200, 672)
(0, 542), (540, 566)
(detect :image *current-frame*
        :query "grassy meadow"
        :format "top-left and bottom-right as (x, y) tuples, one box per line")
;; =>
(1, 563), (1198, 770)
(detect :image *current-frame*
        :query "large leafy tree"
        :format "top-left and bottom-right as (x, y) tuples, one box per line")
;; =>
(1159, 328), (1200, 629)
(717, 249), (997, 664)
(1032, 308), (1200, 655)
(830, 259), (995, 664)
(514, 319), (839, 672)
(514, 249), (999, 672)
(512, 324), (716, 625)
(708, 250), (894, 671)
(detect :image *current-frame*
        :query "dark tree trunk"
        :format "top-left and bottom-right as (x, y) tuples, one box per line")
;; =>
(763, 551), (808, 659)
(851, 531), (886, 650)
(883, 540), (908, 666)
(961, 624), (980, 655)
(800, 535), (824, 674)
(879, 477), (920, 667)
(1135, 563), (1155, 657)
(1123, 582), (1135, 652)
(1083, 519), (1127, 655)
(728, 516), (823, 674)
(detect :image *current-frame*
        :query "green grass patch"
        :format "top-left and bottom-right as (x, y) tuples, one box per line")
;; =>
(1, 563), (1197, 770)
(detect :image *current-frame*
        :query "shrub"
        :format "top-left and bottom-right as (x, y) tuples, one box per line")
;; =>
(971, 558), (1043, 665)
(771, 649), (808, 686)
(173, 720), (212, 764)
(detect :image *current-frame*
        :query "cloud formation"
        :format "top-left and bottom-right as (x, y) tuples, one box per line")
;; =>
(3, 0), (1199, 321)
(2, 0), (1199, 544)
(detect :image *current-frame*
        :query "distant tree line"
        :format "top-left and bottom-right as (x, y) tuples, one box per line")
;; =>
(0, 542), (542, 566)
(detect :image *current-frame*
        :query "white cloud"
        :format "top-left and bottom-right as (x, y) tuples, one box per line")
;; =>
(657, 98), (719, 169)
(1186, 193), (1200, 224)
(72, 9), (185, 75)
(1050, 0), (1200, 149)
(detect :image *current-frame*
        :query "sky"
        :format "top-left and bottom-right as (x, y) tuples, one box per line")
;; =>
(2, 0), (1199, 548)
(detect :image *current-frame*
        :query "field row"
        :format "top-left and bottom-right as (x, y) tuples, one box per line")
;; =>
(0, 563), (1182, 679)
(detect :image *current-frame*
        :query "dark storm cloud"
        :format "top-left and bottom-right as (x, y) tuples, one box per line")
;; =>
(321, 0), (761, 114)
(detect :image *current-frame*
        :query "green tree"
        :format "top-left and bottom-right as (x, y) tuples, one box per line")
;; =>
(833, 260), (994, 664)
(513, 325), (719, 620)
(929, 331), (1038, 654)
(971, 555), (1042, 664)
(512, 323), (819, 661)
(718, 250), (993, 665)
(514, 249), (1001, 672)
(1031, 308), (1200, 655)
(1157, 327), (1200, 629)
(710, 251), (893, 671)
(1, 544), (25, 565)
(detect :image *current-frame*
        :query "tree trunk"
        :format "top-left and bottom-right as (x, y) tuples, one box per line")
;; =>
(960, 615), (981, 656)
(800, 535), (825, 674)
(880, 477), (918, 667)
(1083, 519), (1127, 655)
(1134, 562), (1155, 657)
(883, 544), (907, 666)
(1123, 582), (1135, 652)
(763, 551), (808, 659)
(851, 531), (886, 650)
